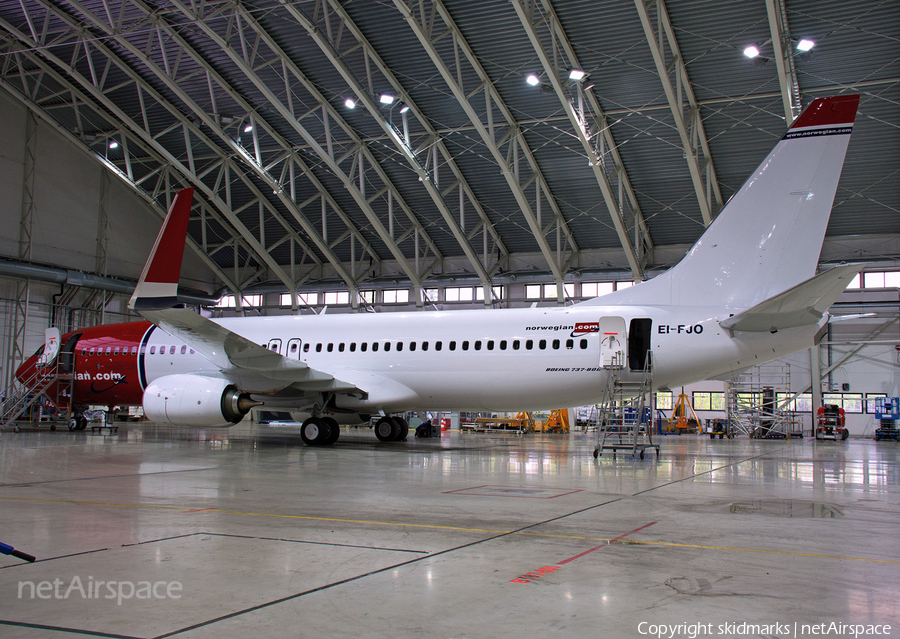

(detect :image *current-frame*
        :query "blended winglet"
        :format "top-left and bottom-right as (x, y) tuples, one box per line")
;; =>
(128, 187), (194, 311)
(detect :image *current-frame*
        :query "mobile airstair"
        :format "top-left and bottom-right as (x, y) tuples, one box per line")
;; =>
(593, 353), (659, 460)
(1, 354), (74, 433)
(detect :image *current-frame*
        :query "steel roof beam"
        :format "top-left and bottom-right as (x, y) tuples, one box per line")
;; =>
(0, 17), (299, 293)
(0, 75), (243, 297)
(765, 0), (802, 124)
(394, 0), (578, 299)
(168, 0), (440, 294)
(511, 0), (652, 281)
(279, 0), (509, 306)
(634, 0), (724, 225)
(60, 0), (375, 297)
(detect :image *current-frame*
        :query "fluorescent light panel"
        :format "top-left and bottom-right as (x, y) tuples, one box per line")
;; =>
(797, 39), (815, 51)
(743, 45), (760, 58)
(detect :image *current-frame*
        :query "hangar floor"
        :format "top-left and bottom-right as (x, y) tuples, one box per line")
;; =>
(0, 424), (898, 638)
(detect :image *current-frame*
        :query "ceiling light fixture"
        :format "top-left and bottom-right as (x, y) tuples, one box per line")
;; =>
(344, 98), (356, 109)
(526, 74), (540, 86)
(399, 104), (410, 114)
(743, 45), (760, 58)
(379, 94), (395, 105)
(797, 39), (815, 51)
(108, 141), (119, 149)
(568, 69), (585, 81)
(243, 124), (253, 133)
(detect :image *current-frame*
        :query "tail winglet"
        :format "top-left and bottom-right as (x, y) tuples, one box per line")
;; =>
(128, 187), (194, 311)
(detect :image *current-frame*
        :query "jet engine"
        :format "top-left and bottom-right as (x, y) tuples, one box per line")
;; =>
(143, 374), (257, 427)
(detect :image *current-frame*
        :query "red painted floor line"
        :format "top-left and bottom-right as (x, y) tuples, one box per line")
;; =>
(557, 521), (657, 565)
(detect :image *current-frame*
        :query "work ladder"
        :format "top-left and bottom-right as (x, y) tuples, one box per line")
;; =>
(1, 359), (74, 433)
(593, 354), (659, 460)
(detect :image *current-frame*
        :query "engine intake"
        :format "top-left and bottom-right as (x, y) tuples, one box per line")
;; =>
(143, 374), (258, 427)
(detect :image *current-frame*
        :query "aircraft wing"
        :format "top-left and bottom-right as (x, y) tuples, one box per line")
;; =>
(141, 307), (361, 394)
(128, 187), (363, 396)
(719, 264), (862, 334)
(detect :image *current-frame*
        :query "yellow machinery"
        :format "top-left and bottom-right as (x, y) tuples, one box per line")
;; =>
(532, 409), (570, 433)
(668, 394), (700, 433)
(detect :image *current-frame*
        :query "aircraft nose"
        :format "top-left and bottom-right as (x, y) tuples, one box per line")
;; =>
(15, 357), (35, 383)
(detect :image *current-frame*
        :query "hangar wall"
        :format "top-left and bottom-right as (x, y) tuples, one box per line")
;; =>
(0, 90), (218, 385)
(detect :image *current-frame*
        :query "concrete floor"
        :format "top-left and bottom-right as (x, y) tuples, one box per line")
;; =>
(0, 423), (898, 639)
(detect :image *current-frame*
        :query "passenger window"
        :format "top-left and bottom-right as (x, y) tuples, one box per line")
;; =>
(435, 341), (442, 351)
(171, 346), (177, 354)
(303, 344), (310, 352)
(361, 343), (368, 352)
(422, 341), (429, 351)
(397, 342), (403, 352)
(487, 340), (494, 350)
(316, 344), (322, 352)
(290, 343), (298, 353)
(150, 346), (156, 355)
(500, 340), (507, 350)
(327, 343), (334, 352)
(372, 342), (379, 352)
(114, 347), (120, 355)
(410, 342), (416, 351)
(350, 343), (356, 352)
(384, 342), (391, 352)
(552, 339), (560, 349)
(159, 347), (165, 355)
(81, 349), (86, 356)
(106, 347), (112, 355)
(513, 340), (520, 350)
(190, 349), (195, 355)
(449, 341), (456, 351)
(526, 340), (533, 350)
(339, 343), (345, 352)
(462, 341), (469, 351)
(181, 345), (187, 354)
(539, 339), (546, 349)
(580, 339), (588, 349)
(566, 339), (574, 349)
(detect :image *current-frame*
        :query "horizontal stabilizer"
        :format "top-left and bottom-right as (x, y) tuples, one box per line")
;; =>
(719, 264), (862, 333)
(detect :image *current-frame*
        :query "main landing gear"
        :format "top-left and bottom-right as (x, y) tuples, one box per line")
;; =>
(373, 416), (409, 442)
(300, 416), (340, 446)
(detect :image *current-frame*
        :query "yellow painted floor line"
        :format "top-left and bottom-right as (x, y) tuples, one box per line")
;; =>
(2, 495), (898, 565)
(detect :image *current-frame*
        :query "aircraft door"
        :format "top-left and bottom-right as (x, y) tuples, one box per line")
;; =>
(598, 317), (627, 368)
(58, 332), (82, 373)
(286, 338), (302, 361)
(38, 328), (60, 365)
(628, 318), (653, 371)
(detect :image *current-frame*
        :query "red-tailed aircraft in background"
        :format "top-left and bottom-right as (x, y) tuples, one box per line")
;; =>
(16, 95), (862, 445)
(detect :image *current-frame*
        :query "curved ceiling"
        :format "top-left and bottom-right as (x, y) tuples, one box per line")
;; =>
(0, 0), (896, 293)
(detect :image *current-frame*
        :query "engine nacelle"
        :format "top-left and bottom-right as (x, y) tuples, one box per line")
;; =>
(143, 374), (256, 427)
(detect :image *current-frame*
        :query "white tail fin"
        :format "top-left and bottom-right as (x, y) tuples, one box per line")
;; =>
(581, 95), (860, 310)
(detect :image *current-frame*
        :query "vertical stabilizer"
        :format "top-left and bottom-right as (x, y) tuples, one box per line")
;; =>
(128, 187), (194, 311)
(582, 95), (860, 310)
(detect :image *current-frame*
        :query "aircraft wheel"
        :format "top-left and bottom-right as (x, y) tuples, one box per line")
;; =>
(322, 417), (340, 445)
(68, 420), (77, 432)
(592, 449), (599, 459)
(841, 428), (849, 441)
(639, 450), (645, 460)
(50, 424), (56, 431)
(393, 416), (409, 441)
(374, 416), (400, 442)
(300, 417), (325, 446)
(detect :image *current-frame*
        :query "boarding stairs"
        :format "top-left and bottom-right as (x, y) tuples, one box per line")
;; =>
(593, 353), (659, 460)
(1, 357), (73, 433)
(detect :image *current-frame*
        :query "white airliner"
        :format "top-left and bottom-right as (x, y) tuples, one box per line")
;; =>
(17, 95), (861, 445)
